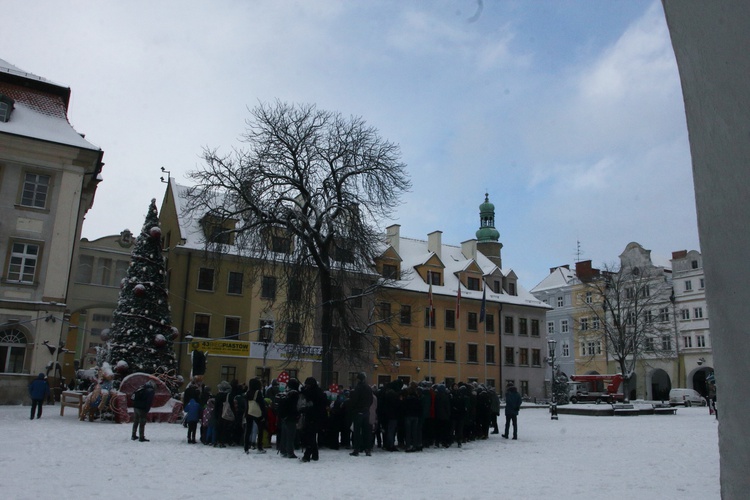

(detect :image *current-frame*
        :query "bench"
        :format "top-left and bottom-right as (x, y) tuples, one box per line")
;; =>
(60, 391), (86, 417)
(613, 403), (639, 416)
(653, 404), (677, 415)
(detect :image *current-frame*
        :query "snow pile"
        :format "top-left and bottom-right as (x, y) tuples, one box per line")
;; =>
(0, 405), (719, 499)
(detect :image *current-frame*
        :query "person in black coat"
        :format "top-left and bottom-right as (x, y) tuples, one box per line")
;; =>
(349, 372), (373, 456)
(300, 377), (327, 462)
(28, 373), (50, 420)
(131, 380), (156, 442)
(503, 382), (522, 440)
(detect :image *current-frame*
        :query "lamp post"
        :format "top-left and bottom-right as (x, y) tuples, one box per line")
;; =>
(548, 338), (559, 420)
(260, 323), (274, 387)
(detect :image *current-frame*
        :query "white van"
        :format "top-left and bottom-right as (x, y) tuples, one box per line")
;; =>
(669, 388), (706, 407)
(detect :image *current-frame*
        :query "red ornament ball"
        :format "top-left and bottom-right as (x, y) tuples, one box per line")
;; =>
(154, 334), (167, 347)
(100, 329), (111, 342)
(149, 226), (162, 239)
(134, 284), (146, 297)
(170, 327), (179, 340)
(115, 360), (129, 374)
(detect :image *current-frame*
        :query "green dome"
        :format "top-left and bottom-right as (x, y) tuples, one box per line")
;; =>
(476, 193), (500, 242)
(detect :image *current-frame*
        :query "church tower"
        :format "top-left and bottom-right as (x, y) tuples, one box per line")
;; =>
(476, 193), (503, 268)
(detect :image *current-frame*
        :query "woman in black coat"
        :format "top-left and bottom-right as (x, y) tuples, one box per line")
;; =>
(300, 377), (327, 462)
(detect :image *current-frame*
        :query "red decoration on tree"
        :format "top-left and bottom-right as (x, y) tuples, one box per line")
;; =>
(100, 329), (111, 342)
(115, 360), (129, 374)
(154, 334), (167, 347)
(149, 226), (162, 239)
(277, 371), (290, 384)
(170, 326), (179, 340)
(134, 284), (146, 297)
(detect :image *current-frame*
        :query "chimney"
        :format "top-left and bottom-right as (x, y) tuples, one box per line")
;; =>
(386, 224), (400, 254)
(575, 260), (600, 282)
(461, 239), (477, 261)
(428, 231), (442, 259)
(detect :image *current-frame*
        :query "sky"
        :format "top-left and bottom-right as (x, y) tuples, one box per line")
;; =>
(2, 403), (719, 499)
(1, 1), (699, 288)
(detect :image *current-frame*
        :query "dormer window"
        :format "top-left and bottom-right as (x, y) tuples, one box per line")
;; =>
(0, 94), (14, 122)
(467, 276), (481, 291)
(427, 271), (441, 285)
(382, 263), (399, 280)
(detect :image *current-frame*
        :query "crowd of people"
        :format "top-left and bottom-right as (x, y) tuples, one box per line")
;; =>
(180, 373), (522, 461)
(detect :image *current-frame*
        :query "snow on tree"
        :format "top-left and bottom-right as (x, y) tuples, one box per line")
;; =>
(103, 199), (179, 391)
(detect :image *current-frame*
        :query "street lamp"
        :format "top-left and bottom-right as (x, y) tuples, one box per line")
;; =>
(548, 338), (559, 420)
(260, 322), (274, 386)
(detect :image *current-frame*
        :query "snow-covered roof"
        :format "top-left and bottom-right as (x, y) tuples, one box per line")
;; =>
(384, 236), (549, 310)
(530, 266), (578, 293)
(0, 58), (99, 151)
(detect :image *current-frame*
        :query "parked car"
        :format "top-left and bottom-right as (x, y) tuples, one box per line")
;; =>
(669, 388), (706, 407)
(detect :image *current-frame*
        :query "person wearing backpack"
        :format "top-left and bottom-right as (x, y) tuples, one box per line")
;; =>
(244, 378), (267, 454)
(185, 398), (201, 444)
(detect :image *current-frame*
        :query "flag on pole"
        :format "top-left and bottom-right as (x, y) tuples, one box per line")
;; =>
(479, 286), (486, 323)
(456, 281), (461, 319)
(428, 283), (435, 324)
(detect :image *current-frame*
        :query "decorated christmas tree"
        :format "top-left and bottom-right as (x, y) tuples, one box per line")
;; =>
(102, 199), (180, 391)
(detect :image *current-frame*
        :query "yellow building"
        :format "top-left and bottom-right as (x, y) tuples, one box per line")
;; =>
(370, 195), (550, 397)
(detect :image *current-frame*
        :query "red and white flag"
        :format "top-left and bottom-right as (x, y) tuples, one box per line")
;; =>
(456, 281), (461, 319)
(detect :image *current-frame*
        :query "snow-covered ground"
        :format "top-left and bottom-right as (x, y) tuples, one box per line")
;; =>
(1, 404), (719, 500)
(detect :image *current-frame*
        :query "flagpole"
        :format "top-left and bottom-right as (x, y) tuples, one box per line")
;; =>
(428, 282), (434, 381)
(481, 287), (487, 384)
(457, 282), (462, 383)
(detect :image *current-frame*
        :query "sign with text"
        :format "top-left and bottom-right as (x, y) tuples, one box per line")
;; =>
(188, 338), (250, 358)
(249, 342), (323, 363)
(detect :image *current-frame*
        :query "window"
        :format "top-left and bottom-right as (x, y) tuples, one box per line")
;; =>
(684, 280), (693, 291)
(585, 291), (592, 304)
(486, 378), (495, 388)
(531, 319), (540, 337)
(519, 318), (528, 336)
(400, 338), (412, 359)
(76, 255), (94, 283)
(259, 320), (274, 342)
(219, 365), (237, 383)
(659, 307), (670, 322)
(115, 260), (129, 283)
(95, 258), (112, 286)
(197, 268), (214, 291)
(467, 344), (478, 363)
(485, 314), (495, 333)
(547, 321), (555, 334)
(468, 312), (478, 331)
(645, 338), (655, 351)
(224, 317), (240, 338)
(7, 242), (40, 284)
(694, 307), (704, 319)
(193, 314), (211, 337)
(286, 323), (302, 344)
(261, 276), (277, 300)
(400, 305), (412, 325)
(580, 317), (589, 331)
(272, 236), (292, 254)
(586, 342), (597, 356)
(561, 320), (569, 333)
(557, 296), (564, 307)
(661, 335), (672, 350)
(508, 282), (516, 295)
(641, 285), (650, 298)
(467, 277), (480, 291)
(382, 264), (399, 279)
(445, 342), (456, 362)
(520, 380), (529, 397)
(519, 348), (529, 366)
(493, 280), (501, 293)
(691, 259), (699, 269)
(645, 310), (654, 323)
(532, 349), (541, 366)
(444, 309), (455, 329)
(697, 335), (706, 348)
(0, 95), (14, 122)
(227, 272), (243, 295)
(350, 288), (363, 308)
(428, 271), (441, 285)
(424, 340), (436, 361)
(504, 316), (514, 334)
(486, 345), (496, 364)
(592, 317), (600, 330)
(683, 336), (693, 348)
(0, 329), (27, 373)
(626, 311), (636, 326)
(504, 347), (515, 365)
(20, 173), (51, 209)
(378, 337), (392, 358)
(681, 309), (690, 320)
(377, 375), (392, 387)
(700, 278), (705, 289)
(425, 307), (436, 327)
(380, 302), (391, 323)
(562, 342), (570, 357)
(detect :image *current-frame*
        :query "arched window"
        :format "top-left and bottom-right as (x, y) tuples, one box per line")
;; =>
(0, 329), (27, 373)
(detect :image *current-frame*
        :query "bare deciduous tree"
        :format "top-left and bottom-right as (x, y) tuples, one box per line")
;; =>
(184, 101), (411, 386)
